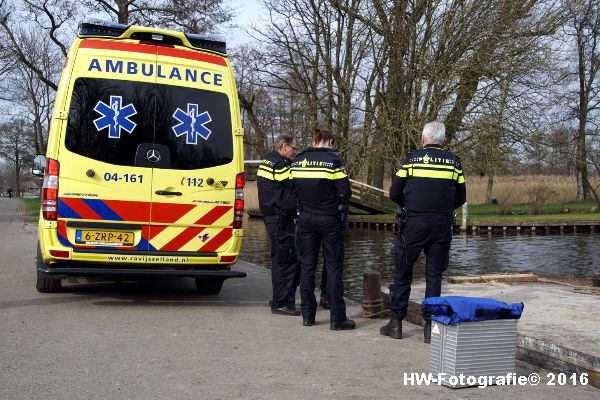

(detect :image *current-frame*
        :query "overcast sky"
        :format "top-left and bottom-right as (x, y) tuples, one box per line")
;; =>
(229, 0), (265, 45)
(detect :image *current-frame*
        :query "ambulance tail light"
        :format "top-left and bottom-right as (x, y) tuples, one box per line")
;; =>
(42, 158), (60, 221)
(220, 255), (237, 264)
(233, 172), (245, 229)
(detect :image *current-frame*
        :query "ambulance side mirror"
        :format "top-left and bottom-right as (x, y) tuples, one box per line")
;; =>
(32, 154), (46, 177)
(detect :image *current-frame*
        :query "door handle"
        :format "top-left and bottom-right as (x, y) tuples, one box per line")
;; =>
(155, 190), (182, 196)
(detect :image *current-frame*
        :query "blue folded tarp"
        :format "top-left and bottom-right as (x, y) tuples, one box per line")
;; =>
(421, 296), (524, 325)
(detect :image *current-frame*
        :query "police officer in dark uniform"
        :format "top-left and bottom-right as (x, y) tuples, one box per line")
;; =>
(291, 129), (356, 330)
(257, 134), (300, 316)
(380, 121), (466, 342)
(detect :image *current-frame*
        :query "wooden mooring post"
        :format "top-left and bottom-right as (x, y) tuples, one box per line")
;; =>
(461, 202), (468, 231)
(362, 272), (385, 318)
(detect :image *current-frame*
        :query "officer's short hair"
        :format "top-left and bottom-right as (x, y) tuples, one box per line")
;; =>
(312, 128), (335, 145)
(422, 121), (446, 144)
(274, 134), (296, 150)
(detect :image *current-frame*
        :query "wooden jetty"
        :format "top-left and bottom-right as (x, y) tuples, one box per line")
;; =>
(346, 217), (600, 234)
(249, 210), (600, 234)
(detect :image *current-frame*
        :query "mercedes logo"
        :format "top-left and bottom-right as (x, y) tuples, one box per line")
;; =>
(146, 149), (161, 163)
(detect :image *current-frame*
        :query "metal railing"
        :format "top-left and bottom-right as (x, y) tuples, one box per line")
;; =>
(349, 179), (389, 211)
(244, 160), (390, 213)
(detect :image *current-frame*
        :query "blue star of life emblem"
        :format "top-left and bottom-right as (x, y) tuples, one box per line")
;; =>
(172, 104), (212, 145)
(93, 96), (137, 139)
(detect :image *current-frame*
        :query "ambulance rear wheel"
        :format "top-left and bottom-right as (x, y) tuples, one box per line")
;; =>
(37, 274), (62, 293)
(195, 278), (223, 295)
(36, 243), (62, 293)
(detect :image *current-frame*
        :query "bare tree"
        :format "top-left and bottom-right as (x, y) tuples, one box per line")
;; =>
(82, 0), (233, 32)
(0, 119), (35, 196)
(247, 0), (377, 169)
(458, 16), (557, 202)
(329, 0), (563, 165)
(244, 0), (563, 187)
(561, 0), (600, 200)
(0, 0), (77, 91)
(0, 0), (235, 96)
(232, 45), (271, 158)
(3, 27), (61, 153)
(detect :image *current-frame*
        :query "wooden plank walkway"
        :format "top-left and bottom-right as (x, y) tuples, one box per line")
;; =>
(346, 217), (600, 234)
(249, 210), (600, 234)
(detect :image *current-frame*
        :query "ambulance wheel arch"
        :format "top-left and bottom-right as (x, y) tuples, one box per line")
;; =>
(36, 242), (62, 293)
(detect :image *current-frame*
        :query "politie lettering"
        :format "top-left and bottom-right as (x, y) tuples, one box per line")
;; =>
(88, 58), (223, 86)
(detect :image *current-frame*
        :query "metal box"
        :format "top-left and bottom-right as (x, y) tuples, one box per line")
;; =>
(429, 319), (518, 388)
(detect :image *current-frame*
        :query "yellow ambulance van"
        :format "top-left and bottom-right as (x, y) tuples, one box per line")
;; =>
(32, 20), (246, 294)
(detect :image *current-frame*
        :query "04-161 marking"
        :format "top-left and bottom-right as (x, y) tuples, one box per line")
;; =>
(104, 172), (144, 183)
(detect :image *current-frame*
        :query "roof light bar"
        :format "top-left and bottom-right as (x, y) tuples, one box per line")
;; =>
(78, 19), (130, 37)
(185, 33), (227, 55)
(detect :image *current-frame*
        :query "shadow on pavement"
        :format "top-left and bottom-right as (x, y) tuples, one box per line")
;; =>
(2, 276), (268, 309)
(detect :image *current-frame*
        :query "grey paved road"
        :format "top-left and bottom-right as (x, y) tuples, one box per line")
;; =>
(0, 198), (597, 399)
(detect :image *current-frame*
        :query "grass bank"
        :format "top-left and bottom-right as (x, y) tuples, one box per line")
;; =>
(22, 198), (40, 218)
(456, 200), (598, 222)
(348, 200), (599, 223)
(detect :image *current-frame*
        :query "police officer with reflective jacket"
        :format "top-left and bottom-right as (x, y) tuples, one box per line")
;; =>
(291, 129), (356, 330)
(380, 122), (466, 343)
(257, 134), (300, 316)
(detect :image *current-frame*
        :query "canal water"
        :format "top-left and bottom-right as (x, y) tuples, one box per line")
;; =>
(239, 217), (600, 301)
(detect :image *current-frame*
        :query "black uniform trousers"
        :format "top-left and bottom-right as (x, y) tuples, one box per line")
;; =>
(264, 215), (299, 308)
(319, 265), (327, 296)
(390, 215), (452, 322)
(297, 212), (347, 323)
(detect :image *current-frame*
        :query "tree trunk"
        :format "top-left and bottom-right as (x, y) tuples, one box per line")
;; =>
(372, 158), (385, 190)
(575, 13), (592, 201)
(238, 92), (268, 158)
(486, 172), (494, 203)
(116, 0), (130, 24)
(575, 94), (589, 201)
(14, 150), (21, 198)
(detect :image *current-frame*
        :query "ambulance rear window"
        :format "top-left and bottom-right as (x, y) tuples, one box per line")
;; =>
(65, 78), (233, 169)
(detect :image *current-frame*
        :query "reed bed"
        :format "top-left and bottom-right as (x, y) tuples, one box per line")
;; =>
(465, 175), (600, 206)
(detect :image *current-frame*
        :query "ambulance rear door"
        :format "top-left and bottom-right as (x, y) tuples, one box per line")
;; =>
(147, 48), (236, 256)
(57, 39), (158, 252)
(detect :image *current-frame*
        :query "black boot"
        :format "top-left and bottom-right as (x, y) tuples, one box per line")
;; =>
(380, 317), (402, 339)
(424, 321), (432, 344)
(330, 318), (356, 330)
(319, 294), (330, 309)
(271, 305), (301, 316)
